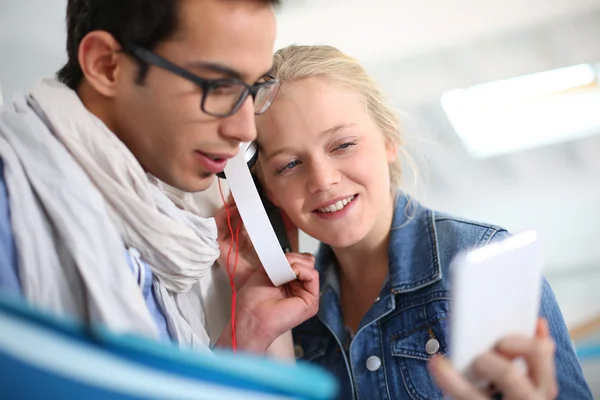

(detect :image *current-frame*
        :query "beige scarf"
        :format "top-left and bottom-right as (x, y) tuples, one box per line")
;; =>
(0, 78), (220, 348)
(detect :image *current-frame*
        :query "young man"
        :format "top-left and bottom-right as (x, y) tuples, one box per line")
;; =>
(0, 0), (319, 354)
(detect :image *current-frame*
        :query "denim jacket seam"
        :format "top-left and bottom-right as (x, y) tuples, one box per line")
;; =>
(348, 294), (401, 399)
(391, 209), (443, 294)
(398, 359), (422, 400)
(428, 209), (442, 282)
(434, 215), (504, 231)
(377, 319), (393, 400)
(390, 291), (450, 315)
(316, 312), (356, 400)
(483, 228), (507, 245)
(390, 315), (449, 341)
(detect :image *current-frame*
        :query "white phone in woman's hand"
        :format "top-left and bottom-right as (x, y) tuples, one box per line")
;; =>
(449, 230), (543, 387)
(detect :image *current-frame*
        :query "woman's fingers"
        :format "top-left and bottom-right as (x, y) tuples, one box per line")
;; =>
(495, 322), (557, 398)
(285, 252), (315, 271)
(431, 319), (557, 400)
(428, 355), (487, 400)
(472, 351), (537, 399)
(289, 264), (320, 302)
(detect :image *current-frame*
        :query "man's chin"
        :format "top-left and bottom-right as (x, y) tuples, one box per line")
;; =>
(184, 173), (216, 193)
(160, 171), (216, 194)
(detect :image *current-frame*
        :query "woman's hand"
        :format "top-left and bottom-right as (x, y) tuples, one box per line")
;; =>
(216, 253), (319, 354)
(214, 197), (262, 289)
(215, 195), (301, 290)
(429, 318), (558, 399)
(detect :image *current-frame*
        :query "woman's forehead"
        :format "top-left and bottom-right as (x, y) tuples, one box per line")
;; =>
(258, 80), (368, 138)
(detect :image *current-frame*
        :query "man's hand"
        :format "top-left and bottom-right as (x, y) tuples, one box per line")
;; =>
(215, 253), (319, 354)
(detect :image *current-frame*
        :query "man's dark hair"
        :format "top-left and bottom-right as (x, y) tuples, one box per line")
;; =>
(57, 0), (280, 90)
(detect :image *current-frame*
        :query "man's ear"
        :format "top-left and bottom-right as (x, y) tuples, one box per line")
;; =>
(78, 31), (127, 97)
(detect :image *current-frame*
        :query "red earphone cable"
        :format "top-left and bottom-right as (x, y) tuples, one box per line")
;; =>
(218, 179), (240, 353)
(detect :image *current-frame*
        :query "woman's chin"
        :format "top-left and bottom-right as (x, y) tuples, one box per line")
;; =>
(311, 229), (365, 250)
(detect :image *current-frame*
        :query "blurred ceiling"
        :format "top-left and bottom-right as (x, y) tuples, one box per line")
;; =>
(275, 0), (600, 64)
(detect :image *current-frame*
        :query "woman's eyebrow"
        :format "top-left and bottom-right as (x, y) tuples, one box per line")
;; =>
(264, 146), (295, 162)
(264, 123), (358, 161)
(322, 123), (357, 136)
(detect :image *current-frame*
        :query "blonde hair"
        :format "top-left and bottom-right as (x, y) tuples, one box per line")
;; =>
(265, 44), (411, 188)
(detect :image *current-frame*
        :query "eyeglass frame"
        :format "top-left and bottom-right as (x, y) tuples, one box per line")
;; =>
(120, 42), (280, 118)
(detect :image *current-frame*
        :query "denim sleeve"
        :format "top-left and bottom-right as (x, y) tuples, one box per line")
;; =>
(0, 158), (22, 296)
(489, 229), (592, 399)
(539, 278), (592, 399)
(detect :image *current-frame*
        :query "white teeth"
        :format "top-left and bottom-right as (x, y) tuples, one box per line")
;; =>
(318, 195), (355, 213)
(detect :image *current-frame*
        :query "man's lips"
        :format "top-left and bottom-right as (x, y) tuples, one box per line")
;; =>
(194, 150), (236, 174)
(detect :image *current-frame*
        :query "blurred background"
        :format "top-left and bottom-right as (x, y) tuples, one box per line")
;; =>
(1, 0), (599, 395)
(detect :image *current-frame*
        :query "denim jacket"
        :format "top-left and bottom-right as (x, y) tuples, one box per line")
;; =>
(292, 194), (592, 400)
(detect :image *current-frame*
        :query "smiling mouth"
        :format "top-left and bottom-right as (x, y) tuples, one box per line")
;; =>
(315, 195), (357, 213)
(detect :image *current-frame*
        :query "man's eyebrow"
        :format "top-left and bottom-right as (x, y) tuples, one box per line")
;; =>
(185, 61), (274, 82)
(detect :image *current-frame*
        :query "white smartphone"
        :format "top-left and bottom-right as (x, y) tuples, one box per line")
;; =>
(449, 230), (543, 387)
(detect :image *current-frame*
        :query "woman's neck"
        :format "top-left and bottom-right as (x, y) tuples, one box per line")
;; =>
(332, 192), (395, 283)
(332, 193), (395, 332)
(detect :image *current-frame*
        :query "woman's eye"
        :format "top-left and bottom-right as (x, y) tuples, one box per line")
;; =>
(336, 141), (357, 151)
(276, 160), (300, 175)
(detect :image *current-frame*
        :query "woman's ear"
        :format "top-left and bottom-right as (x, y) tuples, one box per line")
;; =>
(385, 139), (398, 164)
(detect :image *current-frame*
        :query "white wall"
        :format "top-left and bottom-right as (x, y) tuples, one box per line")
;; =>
(0, 0), (67, 100)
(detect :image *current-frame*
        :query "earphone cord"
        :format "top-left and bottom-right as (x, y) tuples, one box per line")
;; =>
(218, 179), (241, 353)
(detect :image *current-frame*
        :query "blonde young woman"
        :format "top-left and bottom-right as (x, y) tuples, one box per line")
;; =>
(219, 45), (591, 399)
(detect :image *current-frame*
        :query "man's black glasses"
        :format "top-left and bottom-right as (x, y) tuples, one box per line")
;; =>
(122, 43), (280, 118)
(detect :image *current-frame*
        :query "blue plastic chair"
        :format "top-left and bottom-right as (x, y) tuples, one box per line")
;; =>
(0, 294), (338, 399)
(576, 341), (600, 362)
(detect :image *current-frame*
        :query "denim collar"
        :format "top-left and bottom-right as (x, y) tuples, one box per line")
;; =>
(315, 193), (442, 295)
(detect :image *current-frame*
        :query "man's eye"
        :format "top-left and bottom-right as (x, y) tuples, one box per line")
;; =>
(210, 84), (239, 96)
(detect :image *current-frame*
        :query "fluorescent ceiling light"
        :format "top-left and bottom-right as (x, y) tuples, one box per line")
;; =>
(441, 64), (600, 158)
